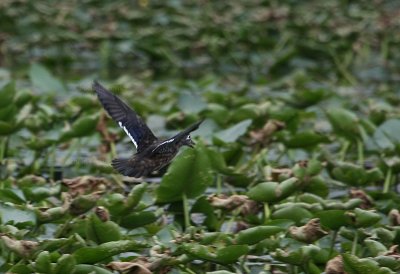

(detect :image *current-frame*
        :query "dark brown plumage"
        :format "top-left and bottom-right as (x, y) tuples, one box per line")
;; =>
(93, 81), (202, 177)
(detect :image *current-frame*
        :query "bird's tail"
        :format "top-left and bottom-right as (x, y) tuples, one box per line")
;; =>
(112, 158), (136, 177)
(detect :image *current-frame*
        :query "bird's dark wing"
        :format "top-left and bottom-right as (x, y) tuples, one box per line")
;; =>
(93, 81), (157, 151)
(151, 120), (203, 153)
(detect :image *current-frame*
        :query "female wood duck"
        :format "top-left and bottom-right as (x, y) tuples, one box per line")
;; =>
(93, 81), (202, 177)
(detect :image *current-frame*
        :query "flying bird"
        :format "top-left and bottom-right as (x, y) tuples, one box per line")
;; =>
(93, 81), (202, 177)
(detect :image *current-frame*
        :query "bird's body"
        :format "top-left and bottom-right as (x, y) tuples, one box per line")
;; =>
(93, 81), (202, 177)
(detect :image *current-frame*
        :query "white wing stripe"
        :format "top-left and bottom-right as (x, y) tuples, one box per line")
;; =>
(118, 121), (138, 148)
(152, 138), (174, 152)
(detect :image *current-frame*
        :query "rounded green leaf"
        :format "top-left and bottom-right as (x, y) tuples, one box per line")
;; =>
(247, 178), (299, 203)
(156, 143), (213, 203)
(54, 254), (76, 274)
(235, 226), (284, 245)
(326, 108), (360, 141)
(271, 205), (313, 225)
(86, 214), (122, 244)
(73, 240), (146, 264)
(119, 211), (158, 229)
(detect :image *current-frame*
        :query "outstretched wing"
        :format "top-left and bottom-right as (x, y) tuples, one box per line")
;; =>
(93, 81), (157, 152)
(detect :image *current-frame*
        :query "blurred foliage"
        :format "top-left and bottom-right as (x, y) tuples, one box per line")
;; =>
(1, 1), (400, 273)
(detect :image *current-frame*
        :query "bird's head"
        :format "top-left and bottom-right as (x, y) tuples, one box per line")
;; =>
(184, 135), (195, 148)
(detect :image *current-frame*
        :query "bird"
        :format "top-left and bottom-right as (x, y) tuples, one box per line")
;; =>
(93, 81), (202, 178)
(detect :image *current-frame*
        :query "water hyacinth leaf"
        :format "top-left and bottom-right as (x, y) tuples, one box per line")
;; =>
(282, 131), (329, 149)
(374, 256), (400, 272)
(22, 185), (61, 202)
(29, 63), (66, 93)
(326, 108), (360, 141)
(0, 81), (16, 108)
(119, 211), (158, 229)
(331, 162), (383, 186)
(35, 251), (52, 273)
(15, 89), (33, 107)
(124, 183), (147, 211)
(214, 119), (252, 143)
(272, 245), (320, 265)
(247, 178), (299, 203)
(347, 208), (381, 228)
(0, 189), (25, 204)
(60, 114), (99, 141)
(290, 88), (329, 108)
(0, 203), (36, 226)
(316, 210), (347, 230)
(0, 121), (17, 135)
(0, 104), (17, 122)
(86, 214), (122, 244)
(235, 226), (284, 245)
(215, 245), (249, 264)
(302, 176), (329, 197)
(342, 253), (394, 274)
(231, 103), (261, 121)
(206, 103), (229, 125)
(156, 143), (213, 203)
(54, 254), (76, 274)
(182, 243), (249, 264)
(73, 240), (146, 264)
(365, 239), (387, 257)
(372, 119), (400, 153)
(271, 205), (313, 225)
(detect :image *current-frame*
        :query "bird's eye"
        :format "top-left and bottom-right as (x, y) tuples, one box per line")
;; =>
(186, 135), (191, 140)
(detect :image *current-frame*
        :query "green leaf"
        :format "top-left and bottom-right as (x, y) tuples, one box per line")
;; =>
(119, 211), (158, 229)
(0, 81), (16, 108)
(29, 63), (66, 93)
(342, 253), (394, 274)
(54, 254), (76, 274)
(34, 251), (52, 273)
(331, 161), (383, 186)
(156, 143), (213, 203)
(271, 205), (313, 225)
(0, 203), (36, 226)
(182, 243), (248, 264)
(214, 119), (252, 143)
(365, 239), (387, 256)
(235, 226), (284, 245)
(272, 245), (320, 265)
(347, 208), (381, 228)
(372, 119), (400, 153)
(215, 245), (249, 264)
(86, 214), (122, 244)
(282, 131), (329, 149)
(60, 114), (98, 141)
(316, 210), (347, 230)
(247, 178), (299, 203)
(326, 108), (360, 141)
(73, 240), (146, 264)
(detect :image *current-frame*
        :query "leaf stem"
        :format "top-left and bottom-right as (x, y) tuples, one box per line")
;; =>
(264, 203), (270, 224)
(357, 139), (364, 166)
(329, 230), (338, 257)
(182, 192), (190, 229)
(351, 231), (358, 255)
(339, 140), (350, 161)
(383, 167), (393, 193)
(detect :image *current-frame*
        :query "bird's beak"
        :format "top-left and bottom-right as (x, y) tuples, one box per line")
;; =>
(188, 139), (195, 148)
